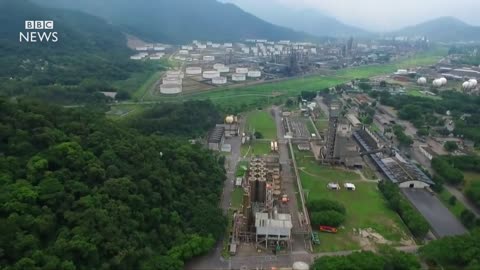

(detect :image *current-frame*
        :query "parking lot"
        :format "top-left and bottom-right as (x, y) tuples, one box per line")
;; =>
(402, 188), (467, 237)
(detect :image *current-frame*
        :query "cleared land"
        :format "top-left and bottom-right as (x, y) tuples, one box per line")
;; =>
(295, 150), (412, 252)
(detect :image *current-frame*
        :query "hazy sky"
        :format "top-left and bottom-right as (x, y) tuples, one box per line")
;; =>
(221, 0), (480, 31)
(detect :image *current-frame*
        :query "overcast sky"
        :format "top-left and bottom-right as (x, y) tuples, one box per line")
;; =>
(220, 0), (480, 31)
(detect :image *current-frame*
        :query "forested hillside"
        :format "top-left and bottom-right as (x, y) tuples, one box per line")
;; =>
(0, 99), (226, 269)
(0, 0), (156, 104)
(34, 0), (310, 44)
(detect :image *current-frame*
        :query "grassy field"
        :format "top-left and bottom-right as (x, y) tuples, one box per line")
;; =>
(438, 189), (467, 218)
(463, 171), (480, 188)
(294, 150), (411, 252)
(137, 49), (446, 107)
(241, 141), (273, 157)
(406, 88), (442, 100)
(231, 188), (244, 209)
(245, 110), (277, 139)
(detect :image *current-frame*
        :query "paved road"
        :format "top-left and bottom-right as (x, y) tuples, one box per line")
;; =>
(402, 188), (467, 237)
(185, 119), (245, 270)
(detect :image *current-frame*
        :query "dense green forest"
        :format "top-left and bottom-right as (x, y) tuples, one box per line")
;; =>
(128, 101), (222, 137)
(0, 0), (159, 104)
(34, 0), (310, 44)
(312, 247), (420, 270)
(0, 99), (226, 269)
(420, 229), (480, 269)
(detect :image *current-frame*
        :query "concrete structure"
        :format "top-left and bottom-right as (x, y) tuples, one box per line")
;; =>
(346, 114), (362, 127)
(208, 126), (225, 151)
(255, 212), (292, 249)
(166, 70), (184, 79)
(419, 145), (436, 161)
(162, 77), (182, 84)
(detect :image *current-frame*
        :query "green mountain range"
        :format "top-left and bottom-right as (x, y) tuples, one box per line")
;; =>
(0, 0), (146, 103)
(32, 0), (311, 44)
(390, 17), (480, 42)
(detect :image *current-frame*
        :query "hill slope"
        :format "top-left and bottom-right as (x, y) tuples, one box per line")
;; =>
(33, 0), (311, 44)
(390, 17), (480, 42)
(0, 0), (148, 103)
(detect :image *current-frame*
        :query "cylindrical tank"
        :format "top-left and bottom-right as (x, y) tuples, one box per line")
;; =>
(203, 55), (215, 61)
(469, 79), (478, 87)
(257, 179), (266, 203)
(440, 77), (447, 85)
(224, 43), (233, 48)
(396, 69), (408, 75)
(225, 115), (235, 124)
(232, 73), (246, 82)
(236, 67), (249, 74)
(212, 76), (227, 85)
(179, 50), (189, 55)
(217, 66), (230, 73)
(417, 77), (427, 85)
(162, 77), (182, 84)
(203, 70), (220, 79)
(166, 70), (184, 79)
(293, 261), (310, 270)
(185, 67), (202, 75)
(160, 84), (182, 94)
(432, 79), (443, 87)
(247, 70), (262, 78)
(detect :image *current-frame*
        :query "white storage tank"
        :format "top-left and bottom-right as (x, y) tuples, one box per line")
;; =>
(213, 63), (226, 70)
(166, 70), (184, 79)
(236, 67), (249, 74)
(203, 70), (220, 79)
(293, 262), (309, 270)
(232, 73), (246, 82)
(212, 43), (220, 48)
(163, 77), (182, 84)
(417, 77), (427, 85)
(179, 50), (189, 55)
(197, 44), (207, 49)
(154, 46), (165, 51)
(181, 45), (193, 50)
(247, 70), (261, 78)
(212, 76), (227, 85)
(185, 67), (202, 75)
(203, 55), (215, 61)
(160, 84), (182, 94)
(432, 79), (443, 87)
(224, 43), (233, 48)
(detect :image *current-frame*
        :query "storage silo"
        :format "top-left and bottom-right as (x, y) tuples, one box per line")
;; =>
(232, 73), (246, 82)
(203, 70), (220, 79)
(160, 83), (182, 94)
(212, 76), (227, 85)
(236, 67), (249, 74)
(185, 67), (202, 75)
(163, 77), (182, 84)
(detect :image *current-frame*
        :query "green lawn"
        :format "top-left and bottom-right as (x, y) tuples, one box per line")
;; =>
(231, 188), (244, 209)
(464, 171), (480, 188)
(245, 110), (277, 139)
(295, 150), (411, 252)
(241, 141), (273, 157)
(235, 160), (248, 177)
(315, 119), (329, 133)
(407, 89), (442, 100)
(438, 189), (467, 218)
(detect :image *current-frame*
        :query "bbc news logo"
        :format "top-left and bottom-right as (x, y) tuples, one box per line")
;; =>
(19, 20), (59, 43)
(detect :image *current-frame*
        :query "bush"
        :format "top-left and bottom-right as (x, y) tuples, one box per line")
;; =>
(460, 209), (477, 229)
(466, 182), (480, 208)
(311, 210), (346, 227)
(308, 199), (346, 214)
(431, 157), (464, 185)
(254, 131), (263, 139)
(448, 195), (457, 206)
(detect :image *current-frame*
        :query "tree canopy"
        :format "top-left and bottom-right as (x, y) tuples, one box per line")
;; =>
(0, 99), (226, 269)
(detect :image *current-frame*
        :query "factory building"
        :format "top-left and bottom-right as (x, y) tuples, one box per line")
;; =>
(207, 126), (225, 151)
